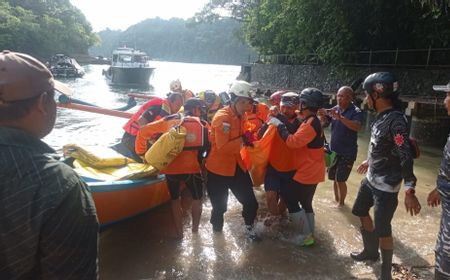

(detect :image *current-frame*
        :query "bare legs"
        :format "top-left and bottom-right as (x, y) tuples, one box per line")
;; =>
(333, 181), (348, 206)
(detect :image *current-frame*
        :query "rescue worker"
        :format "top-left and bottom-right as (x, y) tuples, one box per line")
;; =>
(198, 90), (222, 123)
(205, 80), (260, 241)
(170, 79), (194, 103)
(135, 98), (210, 239)
(120, 92), (183, 162)
(268, 88), (325, 246)
(258, 92), (302, 225)
(350, 72), (420, 280)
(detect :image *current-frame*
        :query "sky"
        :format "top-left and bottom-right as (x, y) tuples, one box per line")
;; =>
(70, 0), (210, 31)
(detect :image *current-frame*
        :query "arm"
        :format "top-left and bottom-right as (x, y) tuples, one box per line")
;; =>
(135, 118), (178, 155)
(280, 121), (317, 149)
(212, 115), (241, 154)
(390, 116), (420, 215)
(328, 110), (362, 132)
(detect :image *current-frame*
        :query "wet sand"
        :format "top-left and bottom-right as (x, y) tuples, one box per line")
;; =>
(99, 135), (442, 280)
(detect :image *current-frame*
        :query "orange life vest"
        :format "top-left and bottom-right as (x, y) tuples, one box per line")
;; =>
(180, 116), (209, 150)
(123, 97), (170, 136)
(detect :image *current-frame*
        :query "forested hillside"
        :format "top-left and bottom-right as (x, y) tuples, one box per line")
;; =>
(89, 18), (256, 65)
(0, 0), (97, 60)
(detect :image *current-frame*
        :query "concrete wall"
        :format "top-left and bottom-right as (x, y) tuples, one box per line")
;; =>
(239, 63), (450, 96)
(238, 63), (450, 147)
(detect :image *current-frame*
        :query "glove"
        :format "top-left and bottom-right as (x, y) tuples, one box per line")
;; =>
(267, 117), (283, 127)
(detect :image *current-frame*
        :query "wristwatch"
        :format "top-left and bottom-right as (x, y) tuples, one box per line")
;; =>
(405, 188), (416, 195)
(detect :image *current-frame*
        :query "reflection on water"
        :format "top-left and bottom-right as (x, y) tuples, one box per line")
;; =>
(46, 63), (443, 279)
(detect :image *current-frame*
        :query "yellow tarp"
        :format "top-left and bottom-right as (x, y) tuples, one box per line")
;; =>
(73, 159), (158, 181)
(144, 126), (186, 171)
(63, 144), (134, 168)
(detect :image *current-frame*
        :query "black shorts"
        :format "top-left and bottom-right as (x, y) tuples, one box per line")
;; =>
(264, 164), (296, 192)
(352, 179), (398, 237)
(328, 154), (354, 182)
(166, 173), (203, 200)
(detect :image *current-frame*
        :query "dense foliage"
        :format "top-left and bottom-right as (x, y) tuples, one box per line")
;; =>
(89, 18), (256, 65)
(0, 0), (98, 60)
(195, 0), (450, 64)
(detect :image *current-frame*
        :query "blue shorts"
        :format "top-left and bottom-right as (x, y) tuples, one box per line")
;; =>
(352, 179), (398, 237)
(328, 154), (354, 182)
(264, 164), (296, 192)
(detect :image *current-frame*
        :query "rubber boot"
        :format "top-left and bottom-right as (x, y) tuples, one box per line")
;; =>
(379, 249), (393, 280)
(289, 210), (314, 246)
(350, 228), (380, 261)
(306, 213), (315, 235)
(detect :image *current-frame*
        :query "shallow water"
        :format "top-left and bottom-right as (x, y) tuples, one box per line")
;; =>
(45, 63), (443, 279)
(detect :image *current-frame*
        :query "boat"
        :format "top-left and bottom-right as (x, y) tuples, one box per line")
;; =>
(83, 175), (170, 229)
(48, 54), (85, 78)
(102, 47), (154, 86)
(62, 143), (170, 229)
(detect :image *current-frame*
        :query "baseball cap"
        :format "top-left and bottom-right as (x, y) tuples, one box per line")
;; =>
(432, 81), (450, 92)
(0, 50), (71, 103)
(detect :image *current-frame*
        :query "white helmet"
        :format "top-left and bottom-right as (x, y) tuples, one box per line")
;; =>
(170, 79), (182, 92)
(228, 80), (254, 99)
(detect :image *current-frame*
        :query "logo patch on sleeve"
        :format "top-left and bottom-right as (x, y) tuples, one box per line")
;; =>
(223, 122), (231, 133)
(394, 134), (404, 146)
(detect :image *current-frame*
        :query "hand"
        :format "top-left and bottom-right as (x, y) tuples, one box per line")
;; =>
(356, 160), (369, 174)
(267, 117), (282, 127)
(328, 109), (343, 120)
(269, 106), (280, 117)
(427, 188), (441, 207)
(405, 193), (421, 216)
(242, 131), (255, 147)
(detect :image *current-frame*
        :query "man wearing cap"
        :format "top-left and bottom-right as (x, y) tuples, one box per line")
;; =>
(318, 86), (363, 207)
(428, 82), (450, 280)
(0, 50), (98, 279)
(120, 92), (183, 162)
(205, 80), (260, 241)
(257, 92), (301, 225)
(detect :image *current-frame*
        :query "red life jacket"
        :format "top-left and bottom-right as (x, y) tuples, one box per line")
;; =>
(123, 97), (170, 136)
(180, 116), (209, 150)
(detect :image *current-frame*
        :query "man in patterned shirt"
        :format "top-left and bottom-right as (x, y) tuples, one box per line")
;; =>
(350, 72), (421, 280)
(0, 50), (99, 279)
(428, 82), (450, 280)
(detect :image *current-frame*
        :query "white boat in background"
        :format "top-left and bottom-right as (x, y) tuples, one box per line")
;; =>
(48, 54), (85, 78)
(103, 47), (154, 86)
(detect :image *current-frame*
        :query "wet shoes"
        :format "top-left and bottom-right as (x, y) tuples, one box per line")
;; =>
(245, 225), (262, 242)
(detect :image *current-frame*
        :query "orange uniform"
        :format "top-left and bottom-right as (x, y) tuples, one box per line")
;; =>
(206, 106), (246, 176)
(285, 116), (325, 184)
(244, 102), (269, 136)
(269, 131), (301, 172)
(135, 116), (202, 174)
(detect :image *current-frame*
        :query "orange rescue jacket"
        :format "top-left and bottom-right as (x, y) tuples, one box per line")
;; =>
(285, 115), (325, 184)
(123, 97), (170, 136)
(206, 106), (247, 176)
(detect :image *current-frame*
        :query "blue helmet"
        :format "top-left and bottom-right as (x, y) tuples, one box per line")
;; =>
(363, 72), (399, 97)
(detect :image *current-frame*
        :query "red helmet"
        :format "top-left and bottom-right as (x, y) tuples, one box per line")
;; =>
(269, 90), (286, 106)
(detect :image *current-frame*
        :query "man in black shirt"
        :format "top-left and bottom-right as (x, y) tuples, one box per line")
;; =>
(0, 50), (99, 279)
(350, 72), (421, 280)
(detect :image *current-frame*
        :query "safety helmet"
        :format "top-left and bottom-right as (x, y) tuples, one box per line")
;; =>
(269, 90), (286, 106)
(363, 72), (399, 98)
(280, 92), (300, 107)
(184, 98), (205, 112)
(169, 79), (182, 92)
(299, 88), (323, 109)
(167, 91), (183, 102)
(228, 80), (254, 101)
(198, 90), (217, 105)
